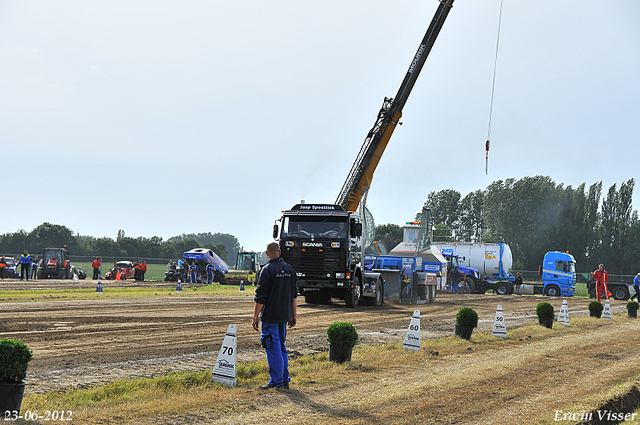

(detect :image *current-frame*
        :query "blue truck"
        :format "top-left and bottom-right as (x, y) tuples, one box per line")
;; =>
(520, 251), (577, 297)
(480, 250), (577, 297)
(435, 245), (577, 297)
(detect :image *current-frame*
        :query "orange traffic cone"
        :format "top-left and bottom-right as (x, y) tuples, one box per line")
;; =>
(116, 269), (121, 280)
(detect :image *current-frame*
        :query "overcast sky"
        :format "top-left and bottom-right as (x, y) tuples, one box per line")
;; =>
(1, 0), (639, 252)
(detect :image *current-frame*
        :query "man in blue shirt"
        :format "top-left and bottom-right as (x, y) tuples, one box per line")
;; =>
(20, 250), (31, 281)
(252, 242), (298, 390)
(189, 261), (198, 283)
(631, 273), (640, 301)
(206, 263), (214, 284)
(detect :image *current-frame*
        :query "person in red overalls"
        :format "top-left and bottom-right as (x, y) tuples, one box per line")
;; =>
(139, 260), (147, 282)
(92, 257), (101, 280)
(593, 264), (611, 302)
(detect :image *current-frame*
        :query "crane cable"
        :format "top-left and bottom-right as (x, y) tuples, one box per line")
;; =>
(486, 0), (504, 175)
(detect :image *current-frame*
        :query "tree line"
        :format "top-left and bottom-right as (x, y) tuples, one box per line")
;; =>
(413, 176), (639, 273)
(0, 225), (242, 264)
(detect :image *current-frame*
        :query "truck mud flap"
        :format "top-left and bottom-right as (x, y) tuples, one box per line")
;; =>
(362, 272), (382, 298)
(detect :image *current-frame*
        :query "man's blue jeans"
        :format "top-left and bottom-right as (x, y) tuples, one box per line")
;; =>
(451, 280), (458, 294)
(260, 322), (289, 387)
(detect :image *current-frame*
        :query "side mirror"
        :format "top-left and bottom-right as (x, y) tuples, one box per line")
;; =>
(350, 222), (362, 238)
(272, 224), (279, 239)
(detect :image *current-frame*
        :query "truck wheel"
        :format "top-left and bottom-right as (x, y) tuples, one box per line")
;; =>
(304, 295), (317, 304)
(373, 277), (383, 306)
(466, 277), (477, 294)
(364, 277), (384, 306)
(58, 270), (65, 279)
(612, 286), (629, 301)
(345, 277), (361, 308)
(495, 283), (509, 295)
(457, 280), (470, 294)
(544, 285), (561, 297)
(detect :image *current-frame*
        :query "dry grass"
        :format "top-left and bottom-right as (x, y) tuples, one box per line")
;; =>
(21, 313), (640, 424)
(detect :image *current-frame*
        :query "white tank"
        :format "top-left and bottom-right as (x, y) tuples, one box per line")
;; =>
(432, 242), (512, 279)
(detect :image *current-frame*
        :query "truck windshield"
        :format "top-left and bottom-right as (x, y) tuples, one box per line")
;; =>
(281, 217), (348, 239)
(236, 253), (254, 270)
(403, 228), (419, 244)
(44, 251), (62, 263)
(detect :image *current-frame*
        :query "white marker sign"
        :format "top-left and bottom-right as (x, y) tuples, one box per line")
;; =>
(402, 309), (421, 351)
(212, 324), (237, 387)
(558, 300), (570, 326)
(602, 299), (612, 320)
(492, 304), (507, 338)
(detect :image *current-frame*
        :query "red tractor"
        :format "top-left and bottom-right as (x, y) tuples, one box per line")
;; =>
(37, 248), (73, 279)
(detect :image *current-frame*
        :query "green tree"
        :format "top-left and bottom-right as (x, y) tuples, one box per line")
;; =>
(29, 223), (75, 252)
(597, 179), (637, 273)
(375, 224), (403, 252)
(458, 190), (484, 242)
(483, 176), (560, 269)
(423, 189), (461, 228)
(432, 224), (453, 242)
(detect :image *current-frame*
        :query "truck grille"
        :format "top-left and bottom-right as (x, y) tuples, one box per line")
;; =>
(282, 248), (346, 278)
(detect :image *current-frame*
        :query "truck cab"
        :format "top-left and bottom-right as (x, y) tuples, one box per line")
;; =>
(274, 204), (383, 307)
(540, 251), (576, 297)
(225, 251), (262, 285)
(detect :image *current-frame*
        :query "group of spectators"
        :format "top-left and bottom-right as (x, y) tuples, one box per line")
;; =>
(0, 250), (39, 280)
(91, 257), (147, 281)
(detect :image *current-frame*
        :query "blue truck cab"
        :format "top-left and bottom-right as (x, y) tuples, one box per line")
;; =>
(540, 251), (576, 297)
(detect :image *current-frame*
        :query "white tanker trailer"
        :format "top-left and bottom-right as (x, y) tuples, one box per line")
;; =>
(432, 242), (513, 280)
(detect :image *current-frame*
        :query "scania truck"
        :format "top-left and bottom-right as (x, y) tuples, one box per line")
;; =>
(273, 203), (383, 307)
(273, 1), (456, 307)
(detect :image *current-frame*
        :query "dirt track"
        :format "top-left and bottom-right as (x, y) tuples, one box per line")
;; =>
(0, 281), (630, 395)
(4, 280), (640, 424)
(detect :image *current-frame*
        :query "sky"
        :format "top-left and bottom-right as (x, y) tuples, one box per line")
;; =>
(1, 0), (639, 252)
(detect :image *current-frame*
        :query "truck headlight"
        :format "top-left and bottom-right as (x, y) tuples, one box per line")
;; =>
(336, 273), (345, 279)
(336, 282), (344, 287)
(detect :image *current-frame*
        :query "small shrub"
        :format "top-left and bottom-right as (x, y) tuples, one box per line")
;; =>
(327, 322), (359, 347)
(536, 302), (554, 318)
(0, 339), (33, 383)
(626, 300), (639, 310)
(455, 307), (478, 328)
(588, 300), (604, 313)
